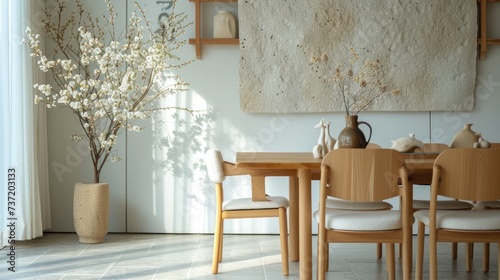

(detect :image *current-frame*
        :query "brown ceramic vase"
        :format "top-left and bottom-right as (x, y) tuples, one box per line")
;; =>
(337, 115), (372, 148)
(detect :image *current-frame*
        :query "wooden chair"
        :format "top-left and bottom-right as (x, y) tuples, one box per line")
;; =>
(315, 149), (412, 280)
(323, 143), (391, 259)
(473, 144), (500, 272)
(473, 201), (500, 272)
(412, 143), (474, 259)
(489, 142), (500, 149)
(413, 148), (500, 280)
(204, 149), (293, 275)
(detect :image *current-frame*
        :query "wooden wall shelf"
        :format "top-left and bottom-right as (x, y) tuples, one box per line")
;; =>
(189, 0), (497, 60)
(189, 0), (239, 59)
(477, 0), (500, 59)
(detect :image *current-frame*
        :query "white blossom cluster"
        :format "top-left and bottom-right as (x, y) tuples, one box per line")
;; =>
(23, 0), (192, 182)
(312, 47), (400, 116)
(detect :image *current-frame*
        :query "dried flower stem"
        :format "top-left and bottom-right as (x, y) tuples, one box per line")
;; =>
(312, 47), (400, 116)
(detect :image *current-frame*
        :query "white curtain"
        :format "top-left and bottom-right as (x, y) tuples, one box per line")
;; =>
(0, 0), (51, 248)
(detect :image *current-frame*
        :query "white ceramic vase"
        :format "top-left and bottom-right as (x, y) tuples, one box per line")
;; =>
(73, 182), (109, 244)
(450, 123), (480, 148)
(213, 10), (236, 38)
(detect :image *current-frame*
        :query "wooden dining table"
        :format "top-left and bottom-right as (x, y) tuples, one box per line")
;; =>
(235, 151), (437, 280)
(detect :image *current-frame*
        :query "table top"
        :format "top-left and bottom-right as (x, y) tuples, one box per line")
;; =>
(236, 151), (437, 183)
(236, 151), (437, 168)
(236, 152), (322, 169)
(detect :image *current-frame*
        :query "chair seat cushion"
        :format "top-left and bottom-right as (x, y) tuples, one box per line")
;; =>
(313, 209), (402, 231)
(326, 198), (392, 210)
(474, 201), (500, 210)
(413, 200), (473, 211)
(223, 196), (289, 210)
(414, 210), (500, 230)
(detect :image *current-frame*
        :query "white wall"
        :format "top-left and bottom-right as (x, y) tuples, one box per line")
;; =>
(45, 1), (500, 234)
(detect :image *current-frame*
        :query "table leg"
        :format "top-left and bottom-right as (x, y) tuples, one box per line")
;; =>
(298, 168), (312, 280)
(289, 175), (299, 261)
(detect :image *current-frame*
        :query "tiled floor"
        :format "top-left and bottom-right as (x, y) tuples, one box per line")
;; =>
(0, 233), (498, 279)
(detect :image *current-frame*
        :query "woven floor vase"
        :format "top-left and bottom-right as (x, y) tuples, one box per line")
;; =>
(73, 183), (109, 244)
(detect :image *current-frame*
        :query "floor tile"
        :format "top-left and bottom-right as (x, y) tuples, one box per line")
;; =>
(1, 233), (499, 279)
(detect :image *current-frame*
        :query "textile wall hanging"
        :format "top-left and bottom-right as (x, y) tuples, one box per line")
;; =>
(239, 0), (477, 113)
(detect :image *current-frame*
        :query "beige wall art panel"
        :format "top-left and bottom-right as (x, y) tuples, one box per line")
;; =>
(239, 0), (477, 113)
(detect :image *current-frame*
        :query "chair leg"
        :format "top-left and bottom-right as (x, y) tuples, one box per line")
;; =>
(212, 215), (223, 274)
(483, 243), (490, 272)
(402, 228), (412, 280)
(218, 222), (223, 262)
(377, 243), (383, 259)
(415, 221), (425, 280)
(386, 243), (395, 280)
(399, 243), (402, 259)
(430, 229), (437, 280)
(466, 243), (473, 272)
(452, 242), (457, 259)
(497, 243), (500, 280)
(325, 243), (329, 272)
(317, 226), (326, 280)
(278, 208), (289, 276)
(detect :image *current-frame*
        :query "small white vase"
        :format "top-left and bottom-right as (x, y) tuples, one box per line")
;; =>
(73, 183), (109, 244)
(213, 10), (236, 38)
(390, 133), (424, 153)
(450, 123), (480, 148)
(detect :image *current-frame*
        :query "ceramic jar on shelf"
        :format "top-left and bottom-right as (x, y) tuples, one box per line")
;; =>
(213, 10), (236, 38)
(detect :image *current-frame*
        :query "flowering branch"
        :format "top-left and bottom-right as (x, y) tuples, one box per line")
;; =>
(24, 0), (193, 183)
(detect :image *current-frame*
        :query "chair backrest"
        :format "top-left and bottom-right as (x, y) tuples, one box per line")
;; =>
(366, 143), (382, 149)
(320, 149), (408, 202)
(421, 143), (448, 153)
(205, 149), (226, 184)
(489, 143), (500, 149)
(414, 143), (448, 153)
(432, 148), (500, 201)
(312, 143), (382, 180)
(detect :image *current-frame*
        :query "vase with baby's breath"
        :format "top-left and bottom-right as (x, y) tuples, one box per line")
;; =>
(312, 47), (400, 148)
(23, 0), (192, 243)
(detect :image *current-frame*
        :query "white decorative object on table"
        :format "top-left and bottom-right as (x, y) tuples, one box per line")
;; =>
(324, 120), (336, 154)
(312, 119), (336, 158)
(450, 123), (480, 148)
(473, 136), (491, 148)
(390, 133), (424, 153)
(312, 119), (325, 159)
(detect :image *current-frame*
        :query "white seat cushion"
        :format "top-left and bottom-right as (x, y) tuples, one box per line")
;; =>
(314, 209), (401, 231)
(413, 200), (473, 210)
(223, 196), (289, 210)
(326, 198), (392, 210)
(474, 201), (500, 210)
(414, 210), (500, 230)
